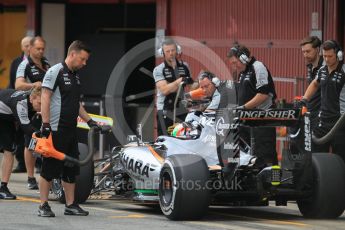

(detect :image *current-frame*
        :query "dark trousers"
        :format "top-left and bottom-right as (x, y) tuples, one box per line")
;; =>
(14, 127), (25, 168)
(239, 126), (278, 165)
(309, 110), (320, 131)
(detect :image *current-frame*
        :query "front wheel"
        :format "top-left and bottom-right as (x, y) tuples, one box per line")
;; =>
(159, 154), (210, 220)
(297, 153), (345, 218)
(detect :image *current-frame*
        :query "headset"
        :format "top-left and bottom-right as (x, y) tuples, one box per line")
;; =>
(328, 40), (343, 61)
(157, 39), (182, 57)
(198, 71), (220, 87)
(230, 46), (250, 64)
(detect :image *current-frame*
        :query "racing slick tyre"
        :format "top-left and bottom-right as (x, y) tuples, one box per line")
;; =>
(159, 154), (210, 220)
(51, 143), (94, 204)
(74, 143), (94, 203)
(297, 153), (345, 218)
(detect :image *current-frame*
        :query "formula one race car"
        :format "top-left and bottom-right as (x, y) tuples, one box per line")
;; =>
(33, 81), (345, 220)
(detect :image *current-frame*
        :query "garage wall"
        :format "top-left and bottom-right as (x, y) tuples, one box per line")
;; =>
(0, 7), (27, 89)
(41, 3), (65, 65)
(157, 0), (343, 101)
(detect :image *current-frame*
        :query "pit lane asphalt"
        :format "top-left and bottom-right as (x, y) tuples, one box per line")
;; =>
(2, 171), (345, 230)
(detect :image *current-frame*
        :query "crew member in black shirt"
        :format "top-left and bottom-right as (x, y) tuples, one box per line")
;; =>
(8, 36), (31, 89)
(15, 36), (50, 190)
(153, 38), (194, 136)
(8, 36), (32, 173)
(39, 40), (100, 217)
(16, 36), (50, 90)
(227, 44), (278, 167)
(0, 87), (41, 199)
(300, 36), (324, 129)
(302, 40), (345, 161)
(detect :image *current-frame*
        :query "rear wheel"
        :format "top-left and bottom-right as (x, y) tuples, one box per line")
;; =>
(159, 154), (210, 220)
(297, 153), (345, 218)
(51, 143), (94, 204)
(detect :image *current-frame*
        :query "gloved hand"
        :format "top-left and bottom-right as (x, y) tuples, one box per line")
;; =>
(87, 119), (102, 131)
(295, 98), (308, 109)
(40, 123), (51, 138)
(182, 75), (194, 85)
(235, 105), (246, 110)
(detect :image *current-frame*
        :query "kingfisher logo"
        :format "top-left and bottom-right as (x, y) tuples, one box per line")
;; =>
(238, 109), (299, 120)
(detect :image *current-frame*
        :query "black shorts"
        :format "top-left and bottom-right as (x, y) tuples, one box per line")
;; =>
(0, 119), (16, 153)
(40, 128), (80, 182)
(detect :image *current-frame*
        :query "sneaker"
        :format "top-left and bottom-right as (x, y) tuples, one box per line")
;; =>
(38, 202), (55, 217)
(0, 186), (17, 199)
(64, 203), (89, 216)
(27, 177), (39, 190)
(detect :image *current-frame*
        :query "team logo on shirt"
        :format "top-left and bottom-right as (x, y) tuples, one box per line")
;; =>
(63, 76), (71, 85)
(163, 68), (173, 78)
(178, 67), (186, 76)
(332, 72), (343, 83)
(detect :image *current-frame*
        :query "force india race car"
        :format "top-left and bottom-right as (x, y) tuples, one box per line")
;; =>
(33, 81), (345, 220)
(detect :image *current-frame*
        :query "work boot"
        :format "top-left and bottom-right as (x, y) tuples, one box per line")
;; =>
(27, 177), (39, 190)
(38, 202), (55, 217)
(64, 203), (89, 216)
(0, 186), (17, 199)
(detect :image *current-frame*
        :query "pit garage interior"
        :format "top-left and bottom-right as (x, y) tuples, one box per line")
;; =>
(0, 0), (345, 149)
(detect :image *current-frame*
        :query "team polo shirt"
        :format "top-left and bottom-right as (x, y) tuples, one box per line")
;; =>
(0, 89), (36, 135)
(306, 56), (324, 115)
(153, 60), (191, 111)
(42, 62), (81, 131)
(16, 56), (50, 83)
(237, 57), (276, 110)
(316, 63), (345, 129)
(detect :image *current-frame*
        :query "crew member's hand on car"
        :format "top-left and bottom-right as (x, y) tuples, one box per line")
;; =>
(295, 97), (308, 109)
(235, 105), (246, 110)
(87, 119), (102, 131)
